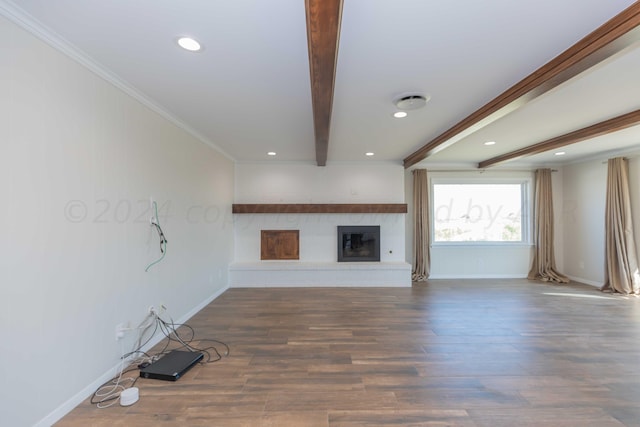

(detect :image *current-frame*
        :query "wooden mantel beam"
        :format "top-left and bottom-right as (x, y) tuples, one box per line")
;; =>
(403, 2), (640, 168)
(477, 109), (640, 169)
(305, 0), (343, 166)
(232, 203), (407, 214)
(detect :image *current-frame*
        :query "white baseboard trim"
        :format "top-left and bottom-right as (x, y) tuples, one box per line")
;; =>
(427, 274), (528, 279)
(567, 275), (603, 288)
(181, 285), (229, 323)
(35, 285), (229, 427)
(231, 282), (409, 288)
(229, 262), (412, 287)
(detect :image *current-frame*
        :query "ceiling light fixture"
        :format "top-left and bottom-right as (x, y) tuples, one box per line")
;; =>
(177, 37), (202, 52)
(267, 151), (276, 156)
(365, 152), (375, 156)
(555, 151), (566, 156)
(484, 141), (496, 146)
(393, 111), (408, 118)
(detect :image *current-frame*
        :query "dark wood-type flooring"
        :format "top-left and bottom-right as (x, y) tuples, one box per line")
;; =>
(57, 280), (640, 426)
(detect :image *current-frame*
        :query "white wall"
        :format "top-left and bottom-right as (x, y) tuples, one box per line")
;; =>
(562, 159), (607, 284)
(235, 162), (404, 203)
(234, 162), (406, 262)
(562, 154), (640, 286)
(0, 16), (234, 427)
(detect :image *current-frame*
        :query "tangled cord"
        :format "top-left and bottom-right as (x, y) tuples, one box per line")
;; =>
(90, 310), (228, 408)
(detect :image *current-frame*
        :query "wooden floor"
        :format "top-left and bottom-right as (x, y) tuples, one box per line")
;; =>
(57, 280), (640, 426)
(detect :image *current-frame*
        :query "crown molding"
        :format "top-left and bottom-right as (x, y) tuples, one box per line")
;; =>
(0, 0), (234, 161)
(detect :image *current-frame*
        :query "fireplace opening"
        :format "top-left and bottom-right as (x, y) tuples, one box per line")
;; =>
(337, 225), (380, 262)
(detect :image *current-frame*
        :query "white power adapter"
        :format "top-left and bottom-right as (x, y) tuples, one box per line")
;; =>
(119, 387), (139, 406)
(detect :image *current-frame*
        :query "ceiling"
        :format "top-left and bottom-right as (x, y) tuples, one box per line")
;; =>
(3, 0), (640, 169)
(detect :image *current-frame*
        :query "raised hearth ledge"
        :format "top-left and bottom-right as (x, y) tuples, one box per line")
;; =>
(232, 203), (407, 214)
(229, 262), (411, 287)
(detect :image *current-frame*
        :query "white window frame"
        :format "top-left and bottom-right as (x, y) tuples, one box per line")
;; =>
(430, 176), (532, 246)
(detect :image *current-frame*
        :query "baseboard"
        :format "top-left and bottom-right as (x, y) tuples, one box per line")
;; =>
(231, 282), (409, 288)
(180, 285), (229, 322)
(427, 274), (528, 279)
(567, 275), (603, 288)
(35, 285), (229, 427)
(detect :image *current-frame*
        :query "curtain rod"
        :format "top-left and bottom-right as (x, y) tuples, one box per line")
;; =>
(602, 157), (629, 164)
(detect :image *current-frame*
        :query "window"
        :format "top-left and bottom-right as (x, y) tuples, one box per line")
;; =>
(432, 180), (529, 244)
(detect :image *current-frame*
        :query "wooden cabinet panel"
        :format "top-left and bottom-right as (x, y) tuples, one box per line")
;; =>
(261, 230), (300, 260)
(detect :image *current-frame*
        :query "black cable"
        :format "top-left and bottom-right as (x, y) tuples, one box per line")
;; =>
(151, 222), (167, 253)
(197, 338), (230, 357)
(157, 319), (204, 358)
(92, 313), (230, 408)
(153, 315), (229, 364)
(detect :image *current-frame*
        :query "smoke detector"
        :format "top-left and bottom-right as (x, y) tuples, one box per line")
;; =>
(394, 94), (430, 110)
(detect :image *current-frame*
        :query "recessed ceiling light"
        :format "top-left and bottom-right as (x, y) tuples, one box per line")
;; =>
(484, 141), (496, 146)
(393, 111), (408, 118)
(555, 151), (566, 156)
(177, 37), (202, 52)
(365, 152), (375, 156)
(267, 151), (276, 156)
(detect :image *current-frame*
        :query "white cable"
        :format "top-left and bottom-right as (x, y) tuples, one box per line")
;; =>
(93, 313), (159, 409)
(132, 312), (158, 354)
(95, 341), (131, 408)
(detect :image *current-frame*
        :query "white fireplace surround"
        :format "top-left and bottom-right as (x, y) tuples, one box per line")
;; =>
(229, 261), (411, 287)
(230, 213), (411, 287)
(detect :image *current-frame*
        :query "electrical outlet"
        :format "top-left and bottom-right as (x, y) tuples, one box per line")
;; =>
(148, 304), (166, 317)
(115, 323), (127, 341)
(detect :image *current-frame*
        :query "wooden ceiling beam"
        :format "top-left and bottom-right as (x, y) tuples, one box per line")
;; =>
(305, 0), (343, 166)
(477, 109), (640, 169)
(403, 2), (640, 169)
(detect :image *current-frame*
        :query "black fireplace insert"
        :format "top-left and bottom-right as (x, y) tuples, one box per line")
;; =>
(337, 225), (380, 262)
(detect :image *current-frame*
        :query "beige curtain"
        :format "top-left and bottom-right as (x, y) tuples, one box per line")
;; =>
(412, 169), (430, 281)
(528, 168), (569, 283)
(602, 158), (640, 295)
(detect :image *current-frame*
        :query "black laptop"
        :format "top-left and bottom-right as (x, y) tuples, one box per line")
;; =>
(139, 350), (203, 381)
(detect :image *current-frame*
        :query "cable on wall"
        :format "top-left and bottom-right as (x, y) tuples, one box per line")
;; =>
(145, 201), (168, 272)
